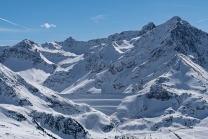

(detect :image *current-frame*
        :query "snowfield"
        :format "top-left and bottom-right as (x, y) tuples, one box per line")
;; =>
(1, 16), (208, 138)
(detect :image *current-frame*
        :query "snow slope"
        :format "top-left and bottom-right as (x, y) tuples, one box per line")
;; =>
(1, 16), (208, 138)
(0, 63), (114, 138)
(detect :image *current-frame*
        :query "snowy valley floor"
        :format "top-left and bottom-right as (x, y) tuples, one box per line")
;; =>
(60, 93), (130, 116)
(60, 93), (208, 139)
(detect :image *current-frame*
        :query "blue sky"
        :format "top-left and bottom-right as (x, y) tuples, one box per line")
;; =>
(0, 0), (208, 46)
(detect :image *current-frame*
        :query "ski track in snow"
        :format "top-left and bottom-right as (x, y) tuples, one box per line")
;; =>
(60, 93), (132, 116)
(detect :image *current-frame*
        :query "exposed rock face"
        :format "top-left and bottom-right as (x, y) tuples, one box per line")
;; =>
(31, 111), (90, 139)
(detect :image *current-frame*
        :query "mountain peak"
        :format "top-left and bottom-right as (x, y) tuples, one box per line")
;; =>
(65, 37), (76, 42)
(170, 16), (181, 22)
(142, 22), (156, 32)
(15, 39), (35, 48)
(21, 39), (35, 45)
(161, 16), (192, 29)
(165, 16), (183, 25)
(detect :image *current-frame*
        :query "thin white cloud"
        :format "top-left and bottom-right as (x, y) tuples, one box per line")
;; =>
(0, 39), (20, 42)
(41, 23), (56, 29)
(0, 27), (40, 33)
(91, 15), (106, 22)
(0, 18), (30, 29)
(197, 18), (208, 22)
(0, 27), (22, 32)
(0, 40), (20, 46)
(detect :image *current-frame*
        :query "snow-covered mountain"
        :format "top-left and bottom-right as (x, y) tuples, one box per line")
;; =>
(0, 63), (114, 138)
(1, 16), (208, 138)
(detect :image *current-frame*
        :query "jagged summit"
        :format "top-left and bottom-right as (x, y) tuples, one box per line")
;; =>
(11, 39), (39, 50)
(163, 16), (191, 27)
(169, 16), (181, 21)
(57, 36), (79, 49)
(141, 22), (156, 32)
(16, 39), (35, 47)
(166, 16), (182, 25)
(0, 38), (57, 73)
(53, 21), (156, 45)
(64, 36), (76, 42)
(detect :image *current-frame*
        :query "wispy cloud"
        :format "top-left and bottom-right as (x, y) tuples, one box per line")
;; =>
(0, 28), (22, 32)
(197, 18), (208, 22)
(0, 27), (41, 33)
(0, 39), (20, 42)
(0, 18), (30, 29)
(41, 23), (56, 29)
(91, 15), (106, 22)
(0, 40), (20, 46)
